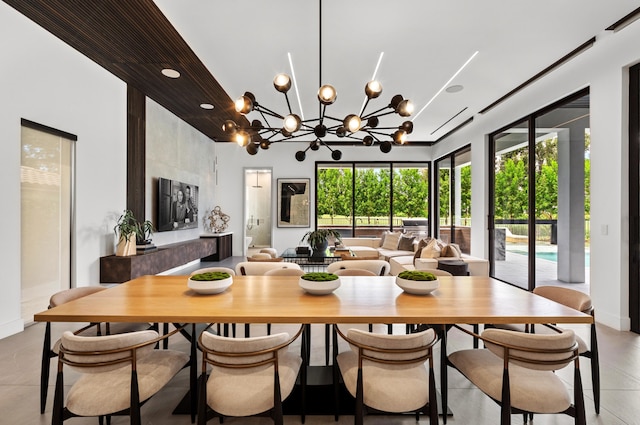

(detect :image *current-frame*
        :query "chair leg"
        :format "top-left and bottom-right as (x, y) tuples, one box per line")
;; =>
(40, 322), (53, 413)
(590, 322), (600, 414)
(440, 325), (448, 424)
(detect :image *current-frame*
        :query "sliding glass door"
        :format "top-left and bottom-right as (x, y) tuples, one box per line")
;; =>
(489, 89), (590, 290)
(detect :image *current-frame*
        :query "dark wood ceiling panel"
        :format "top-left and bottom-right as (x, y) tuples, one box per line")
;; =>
(4, 0), (245, 141)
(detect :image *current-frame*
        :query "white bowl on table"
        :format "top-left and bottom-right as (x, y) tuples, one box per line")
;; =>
(298, 277), (341, 295)
(188, 275), (233, 295)
(395, 276), (439, 295)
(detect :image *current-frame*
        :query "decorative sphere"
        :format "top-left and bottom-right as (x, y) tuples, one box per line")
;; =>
(295, 151), (306, 162)
(380, 141), (392, 153)
(332, 150), (342, 160)
(246, 143), (258, 155)
(310, 141), (320, 151)
(363, 135), (374, 146)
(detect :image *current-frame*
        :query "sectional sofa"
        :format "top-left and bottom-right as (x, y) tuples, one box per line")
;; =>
(339, 236), (489, 276)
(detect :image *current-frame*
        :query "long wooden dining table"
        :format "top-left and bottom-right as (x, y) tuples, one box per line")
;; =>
(35, 274), (593, 419)
(34, 274), (592, 325)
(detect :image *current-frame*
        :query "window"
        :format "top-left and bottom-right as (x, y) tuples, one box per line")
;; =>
(316, 162), (430, 238)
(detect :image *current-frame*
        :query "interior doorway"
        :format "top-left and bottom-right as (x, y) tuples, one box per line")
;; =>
(20, 120), (75, 324)
(244, 168), (272, 255)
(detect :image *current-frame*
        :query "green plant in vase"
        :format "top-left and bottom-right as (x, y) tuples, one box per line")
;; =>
(300, 229), (342, 256)
(113, 209), (154, 256)
(300, 272), (339, 282)
(397, 270), (437, 281)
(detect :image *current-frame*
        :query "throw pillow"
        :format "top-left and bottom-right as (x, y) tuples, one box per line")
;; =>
(420, 238), (442, 258)
(381, 232), (402, 250)
(441, 243), (462, 258)
(379, 231), (389, 247)
(413, 237), (432, 264)
(397, 234), (416, 251)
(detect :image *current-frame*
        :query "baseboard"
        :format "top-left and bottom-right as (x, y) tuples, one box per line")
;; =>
(0, 318), (25, 340)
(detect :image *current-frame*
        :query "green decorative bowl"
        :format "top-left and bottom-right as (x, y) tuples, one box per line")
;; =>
(188, 271), (233, 295)
(299, 272), (341, 295)
(396, 270), (439, 295)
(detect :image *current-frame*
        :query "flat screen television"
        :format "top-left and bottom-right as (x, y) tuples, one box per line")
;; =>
(157, 177), (199, 232)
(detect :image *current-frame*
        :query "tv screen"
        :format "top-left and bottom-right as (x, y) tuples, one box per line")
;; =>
(158, 177), (199, 232)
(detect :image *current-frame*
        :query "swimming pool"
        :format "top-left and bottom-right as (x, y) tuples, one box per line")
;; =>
(509, 250), (590, 266)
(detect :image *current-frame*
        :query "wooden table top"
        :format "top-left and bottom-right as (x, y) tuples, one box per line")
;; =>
(34, 275), (593, 325)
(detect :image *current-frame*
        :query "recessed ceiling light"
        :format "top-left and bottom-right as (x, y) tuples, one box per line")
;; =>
(200, 103), (214, 110)
(446, 85), (464, 93)
(161, 68), (180, 78)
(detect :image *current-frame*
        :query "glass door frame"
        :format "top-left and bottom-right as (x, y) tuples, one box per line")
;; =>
(629, 63), (640, 334)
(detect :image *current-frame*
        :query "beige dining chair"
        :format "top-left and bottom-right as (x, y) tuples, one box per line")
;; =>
(332, 268), (376, 276)
(327, 259), (391, 276)
(263, 268), (305, 276)
(197, 325), (305, 425)
(190, 267), (236, 276)
(448, 326), (586, 425)
(52, 326), (192, 425)
(334, 325), (439, 425)
(40, 287), (152, 413)
(491, 286), (600, 414)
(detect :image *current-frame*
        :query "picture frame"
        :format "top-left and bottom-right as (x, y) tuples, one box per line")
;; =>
(277, 178), (310, 227)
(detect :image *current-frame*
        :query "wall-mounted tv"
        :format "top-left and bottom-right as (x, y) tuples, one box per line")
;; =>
(157, 177), (199, 232)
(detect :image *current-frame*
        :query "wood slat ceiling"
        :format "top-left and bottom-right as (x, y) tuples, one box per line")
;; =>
(4, 0), (247, 141)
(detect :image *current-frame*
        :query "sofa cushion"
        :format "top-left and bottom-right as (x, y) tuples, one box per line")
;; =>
(412, 237), (433, 264)
(381, 232), (402, 250)
(441, 243), (462, 258)
(397, 234), (416, 251)
(420, 238), (442, 258)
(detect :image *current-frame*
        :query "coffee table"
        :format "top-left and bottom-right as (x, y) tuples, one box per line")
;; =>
(281, 247), (354, 271)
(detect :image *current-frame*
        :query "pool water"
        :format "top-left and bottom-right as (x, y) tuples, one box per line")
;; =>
(510, 250), (590, 266)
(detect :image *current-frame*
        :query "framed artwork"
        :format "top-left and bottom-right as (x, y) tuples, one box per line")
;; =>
(277, 178), (310, 227)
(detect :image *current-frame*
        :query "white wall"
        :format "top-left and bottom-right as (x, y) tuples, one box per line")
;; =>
(0, 4), (127, 338)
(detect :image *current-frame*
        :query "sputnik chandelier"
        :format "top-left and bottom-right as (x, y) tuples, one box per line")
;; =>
(222, 0), (414, 162)
(223, 77), (414, 161)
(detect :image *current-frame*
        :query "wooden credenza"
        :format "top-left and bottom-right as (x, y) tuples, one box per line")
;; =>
(200, 232), (233, 261)
(100, 238), (218, 283)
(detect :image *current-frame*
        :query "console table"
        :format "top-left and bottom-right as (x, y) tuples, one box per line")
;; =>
(200, 232), (233, 261)
(100, 238), (218, 283)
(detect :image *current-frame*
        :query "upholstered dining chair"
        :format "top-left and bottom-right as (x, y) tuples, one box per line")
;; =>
(40, 287), (152, 413)
(263, 268), (305, 276)
(488, 286), (600, 414)
(332, 268), (376, 276)
(190, 266), (236, 276)
(197, 325), (305, 425)
(326, 259), (391, 276)
(447, 326), (586, 425)
(52, 326), (192, 425)
(333, 325), (439, 425)
(235, 261), (302, 276)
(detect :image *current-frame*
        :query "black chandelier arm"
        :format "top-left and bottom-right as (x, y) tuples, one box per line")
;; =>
(254, 104), (285, 120)
(282, 92), (294, 115)
(322, 114), (344, 124)
(366, 129), (397, 138)
(361, 108), (395, 120)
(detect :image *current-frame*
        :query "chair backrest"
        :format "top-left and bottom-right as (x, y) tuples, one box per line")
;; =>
(327, 259), (391, 276)
(482, 328), (578, 371)
(248, 253), (273, 260)
(235, 261), (302, 276)
(259, 248), (278, 258)
(60, 330), (159, 372)
(341, 327), (437, 363)
(263, 268), (305, 276)
(199, 332), (292, 365)
(49, 286), (106, 308)
(533, 286), (592, 313)
(333, 268), (377, 276)
(190, 267), (236, 276)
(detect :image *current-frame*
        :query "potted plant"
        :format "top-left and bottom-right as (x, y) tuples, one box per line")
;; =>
(300, 229), (342, 256)
(299, 272), (341, 295)
(113, 210), (154, 256)
(188, 271), (233, 294)
(396, 270), (439, 295)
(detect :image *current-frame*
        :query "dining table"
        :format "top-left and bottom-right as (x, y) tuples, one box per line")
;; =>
(35, 274), (593, 418)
